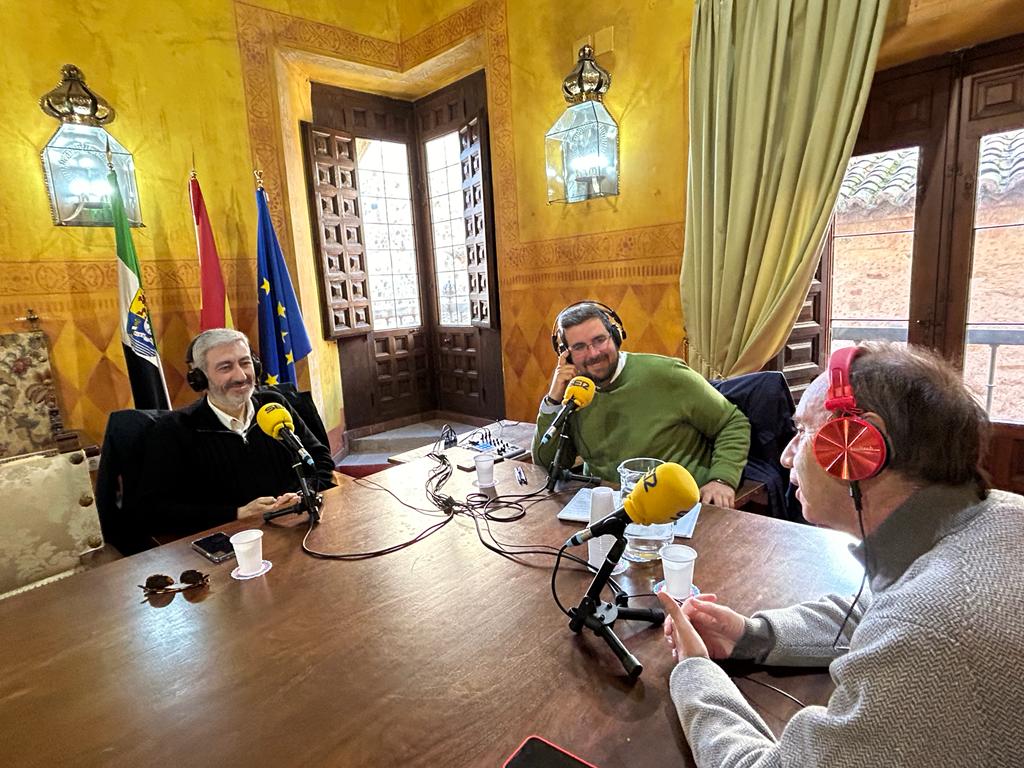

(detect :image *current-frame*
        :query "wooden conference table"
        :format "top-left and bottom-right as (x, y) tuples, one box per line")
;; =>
(0, 458), (860, 767)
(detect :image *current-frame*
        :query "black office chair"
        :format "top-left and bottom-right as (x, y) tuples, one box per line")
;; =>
(95, 409), (167, 555)
(710, 371), (801, 521)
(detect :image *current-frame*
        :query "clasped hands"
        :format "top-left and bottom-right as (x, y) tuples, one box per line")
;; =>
(656, 591), (747, 662)
(237, 492), (301, 519)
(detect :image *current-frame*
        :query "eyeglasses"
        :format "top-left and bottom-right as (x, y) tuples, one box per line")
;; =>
(139, 570), (210, 598)
(568, 334), (611, 355)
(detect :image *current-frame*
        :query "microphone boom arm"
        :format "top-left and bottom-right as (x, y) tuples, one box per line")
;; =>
(545, 417), (600, 491)
(567, 534), (664, 679)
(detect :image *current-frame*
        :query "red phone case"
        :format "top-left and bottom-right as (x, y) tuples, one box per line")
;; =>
(502, 735), (598, 768)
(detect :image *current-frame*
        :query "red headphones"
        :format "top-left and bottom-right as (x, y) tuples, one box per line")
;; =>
(813, 347), (889, 481)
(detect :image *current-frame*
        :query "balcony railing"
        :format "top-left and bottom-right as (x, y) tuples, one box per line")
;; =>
(830, 320), (1024, 415)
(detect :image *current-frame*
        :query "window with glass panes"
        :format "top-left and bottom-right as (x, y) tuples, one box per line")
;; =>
(356, 138), (421, 330)
(424, 132), (471, 326)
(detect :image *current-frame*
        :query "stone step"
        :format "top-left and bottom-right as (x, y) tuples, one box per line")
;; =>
(348, 419), (476, 455)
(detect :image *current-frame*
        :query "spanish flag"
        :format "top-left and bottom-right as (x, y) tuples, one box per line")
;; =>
(189, 172), (233, 330)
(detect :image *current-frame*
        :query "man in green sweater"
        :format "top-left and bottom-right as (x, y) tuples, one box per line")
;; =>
(657, 342), (1024, 766)
(531, 302), (750, 507)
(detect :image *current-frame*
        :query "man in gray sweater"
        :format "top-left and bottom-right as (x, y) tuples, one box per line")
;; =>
(657, 342), (1024, 766)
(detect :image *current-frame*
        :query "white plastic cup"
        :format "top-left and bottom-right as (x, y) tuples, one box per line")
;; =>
(587, 487), (626, 574)
(230, 529), (265, 576)
(474, 453), (496, 487)
(661, 544), (697, 600)
(618, 457), (673, 562)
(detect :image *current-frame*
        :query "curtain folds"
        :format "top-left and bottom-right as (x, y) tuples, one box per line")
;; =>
(682, 0), (890, 378)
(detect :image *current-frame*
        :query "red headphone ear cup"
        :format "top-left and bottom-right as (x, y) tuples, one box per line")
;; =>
(813, 416), (889, 481)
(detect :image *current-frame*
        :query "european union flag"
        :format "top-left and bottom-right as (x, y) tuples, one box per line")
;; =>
(256, 187), (312, 386)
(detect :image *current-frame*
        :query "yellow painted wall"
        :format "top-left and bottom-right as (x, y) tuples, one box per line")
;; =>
(0, 0), (401, 447)
(400, 0), (477, 39)
(507, 1), (690, 243)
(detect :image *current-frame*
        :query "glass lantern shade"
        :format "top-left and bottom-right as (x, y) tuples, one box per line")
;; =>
(41, 123), (142, 226)
(544, 101), (619, 204)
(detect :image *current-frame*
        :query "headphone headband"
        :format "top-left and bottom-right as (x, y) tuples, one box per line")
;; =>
(550, 301), (627, 355)
(824, 346), (862, 414)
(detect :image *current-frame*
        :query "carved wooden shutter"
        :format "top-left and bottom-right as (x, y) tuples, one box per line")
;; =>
(302, 121), (372, 338)
(460, 112), (499, 329)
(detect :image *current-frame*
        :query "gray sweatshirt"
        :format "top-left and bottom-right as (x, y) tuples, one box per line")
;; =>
(669, 485), (1024, 767)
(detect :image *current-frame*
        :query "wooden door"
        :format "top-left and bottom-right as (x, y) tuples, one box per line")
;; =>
(414, 72), (504, 418)
(302, 113), (433, 429)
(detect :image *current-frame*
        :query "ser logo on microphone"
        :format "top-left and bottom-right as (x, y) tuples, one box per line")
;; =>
(641, 469), (659, 493)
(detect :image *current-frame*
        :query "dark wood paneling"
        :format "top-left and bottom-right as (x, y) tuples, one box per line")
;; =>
(763, 222), (831, 403)
(986, 423), (1024, 495)
(302, 123), (372, 338)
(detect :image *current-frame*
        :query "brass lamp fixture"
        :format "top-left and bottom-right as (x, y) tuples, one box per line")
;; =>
(39, 64), (142, 226)
(544, 45), (619, 203)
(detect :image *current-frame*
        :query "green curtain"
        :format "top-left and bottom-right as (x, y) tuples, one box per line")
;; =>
(682, 0), (889, 378)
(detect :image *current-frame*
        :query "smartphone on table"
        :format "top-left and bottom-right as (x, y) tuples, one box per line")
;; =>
(191, 532), (235, 564)
(503, 736), (598, 767)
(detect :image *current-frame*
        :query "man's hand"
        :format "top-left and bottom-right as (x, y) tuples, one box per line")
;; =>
(546, 350), (579, 403)
(237, 493), (300, 519)
(667, 593), (747, 660)
(657, 591), (709, 661)
(700, 480), (735, 508)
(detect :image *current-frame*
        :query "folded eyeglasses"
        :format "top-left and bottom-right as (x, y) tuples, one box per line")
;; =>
(139, 570), (210, 598)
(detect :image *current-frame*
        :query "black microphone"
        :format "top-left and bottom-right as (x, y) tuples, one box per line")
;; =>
(540, 376), (596, 446)
(256, 403), (315, 469)
(565, 463), (700, 547)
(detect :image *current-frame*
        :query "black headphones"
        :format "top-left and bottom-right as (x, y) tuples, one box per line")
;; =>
(550, 301), (627, 358)
(185, 334), (263, 392)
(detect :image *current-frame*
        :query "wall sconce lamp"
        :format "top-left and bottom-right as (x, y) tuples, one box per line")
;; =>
(544, 45), (619, 204)
(39, 64), (142, 227)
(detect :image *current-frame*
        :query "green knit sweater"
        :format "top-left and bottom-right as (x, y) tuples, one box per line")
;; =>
(531, 353), (750, 488)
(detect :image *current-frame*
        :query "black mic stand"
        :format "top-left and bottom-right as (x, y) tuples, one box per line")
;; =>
(263, 459), (323, 524)
(545, 417), (601, 492)
(568, 533), (664, 679)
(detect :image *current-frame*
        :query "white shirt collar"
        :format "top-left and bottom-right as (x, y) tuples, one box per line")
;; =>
(208, 397), (255, 435)
(606, 350), (628, 385)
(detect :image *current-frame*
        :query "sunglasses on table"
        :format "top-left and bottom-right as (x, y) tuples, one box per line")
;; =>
(139, 570), (210, 598)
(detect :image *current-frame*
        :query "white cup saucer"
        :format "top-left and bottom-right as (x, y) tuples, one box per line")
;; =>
(653, 580), (699, 602)
(231, 560), (273, 580)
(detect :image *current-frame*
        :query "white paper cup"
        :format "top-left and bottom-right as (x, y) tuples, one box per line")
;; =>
(230, 529), (264, 576)
(587, 487), (626, 574)
(474, 453), (495, 487)
(661, 544), (697, 599)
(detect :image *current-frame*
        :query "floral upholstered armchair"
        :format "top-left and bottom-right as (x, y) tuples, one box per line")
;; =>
(0, 331), (103, 598)
(0, 331), (63, 460)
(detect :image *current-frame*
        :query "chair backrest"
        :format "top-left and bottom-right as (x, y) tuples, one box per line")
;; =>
(95, 409), (167, 555)
(0, 331), (63, 460)
(710, 371), (799, 520)
(260, 383), (330, 448)
(0, 450), (103, 598)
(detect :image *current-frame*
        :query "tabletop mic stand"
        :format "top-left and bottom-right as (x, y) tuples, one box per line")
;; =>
(545, 424), (601, 492)
(263, 460), (324, 524)
(567, 533), (664, 679)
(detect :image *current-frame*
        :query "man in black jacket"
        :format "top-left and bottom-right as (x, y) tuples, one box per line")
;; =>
(140, 328), (335, 541)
